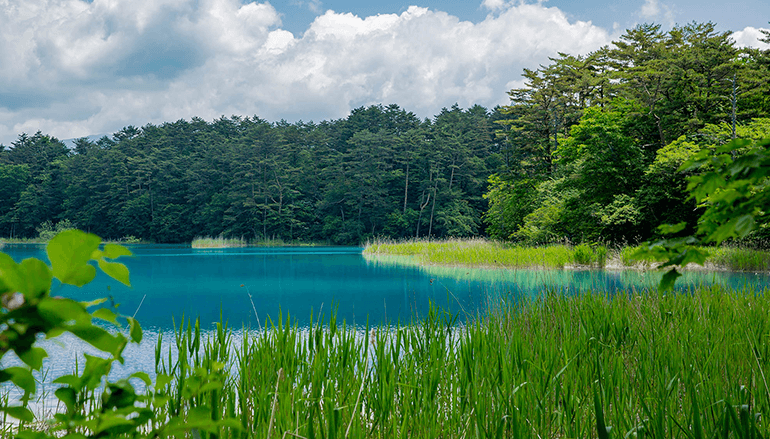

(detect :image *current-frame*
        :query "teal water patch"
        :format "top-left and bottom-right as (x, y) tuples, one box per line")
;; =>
(4, 244), (770, 331)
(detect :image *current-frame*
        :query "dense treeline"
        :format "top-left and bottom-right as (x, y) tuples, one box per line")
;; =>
(486, 22), (770, 244)
(0, 105), (506, 244)
(3, 21), (769, 246)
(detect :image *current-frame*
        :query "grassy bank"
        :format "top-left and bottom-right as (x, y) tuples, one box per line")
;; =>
(14, 285), (770, 438)
(364, 238), (608, 269)
(365, 238), (770, 272)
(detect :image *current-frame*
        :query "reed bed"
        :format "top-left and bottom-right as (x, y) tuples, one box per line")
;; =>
(366, 238), (770, 273)
(364, 238), (608, 269)
(191, 235), (250, 248)
(16, 285), (766, 438)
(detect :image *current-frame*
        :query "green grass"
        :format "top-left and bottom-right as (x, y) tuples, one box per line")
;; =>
(16, 285), (769, 438)
(366, 238), (770, 272)
(364, 238), (608, 269)
(191, 235), (250, 248)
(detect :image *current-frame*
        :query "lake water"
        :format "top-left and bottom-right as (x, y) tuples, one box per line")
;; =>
(4, 244), (770, 330)
(2, 244), (770, 390)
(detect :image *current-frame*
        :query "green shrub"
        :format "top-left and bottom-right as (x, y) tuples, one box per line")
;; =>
(572, 243), (594, 265)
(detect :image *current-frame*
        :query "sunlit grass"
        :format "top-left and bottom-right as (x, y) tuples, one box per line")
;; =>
(191, 235), (249, 248)
(366, 238), (770, 272)
(364, 237), (607, 269)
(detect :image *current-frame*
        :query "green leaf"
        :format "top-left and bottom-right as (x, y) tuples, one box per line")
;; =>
(53, 374), (81, 387)
(660, 268), (681, 292)
(657, 222), (686, 235)
(156, 373), (172, 389)
(18, 258), (52, 299)
(0, 405), (35, 422)
(593, 386), (610, 439)
(130, 371), (152, 387)
(18, 347), (48, 370)
(0, 253), (25, 295)
(47, 230), (100, 286)
(55, 387), (77, 412)
(0, 367), (36, 394)
(69, 324), (127, 358)
(92, 414), (134, 434)
(38, 298), (89, 326)
(92, 308), (119, 324)
(102, 244), (133, 259)
(128, 317), (143, 343)
(81, 298), (108, 308)
(97, 259), (131, 287)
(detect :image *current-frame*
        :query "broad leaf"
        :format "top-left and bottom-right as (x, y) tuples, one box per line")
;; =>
(19, 258), (52, 299)
(128, 317), (143, 343)
(47, 230), (100, 286)
(0, 405), (35, 422)
(97, 259), (131, 287)
(102, 244), (133, 259)
(0, 253), (25, 295)
(18, 347), (48, 370)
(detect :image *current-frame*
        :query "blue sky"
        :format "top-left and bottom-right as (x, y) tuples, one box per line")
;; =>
(0, 0), (768, 145)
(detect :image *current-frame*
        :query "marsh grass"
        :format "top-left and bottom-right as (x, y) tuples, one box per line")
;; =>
(366, 238), (770, 273)
(364, 238), (608, 269)
(191, 235), (249, 248)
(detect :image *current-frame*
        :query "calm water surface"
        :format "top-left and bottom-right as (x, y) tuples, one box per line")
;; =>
(5, 243), (770, 329)
(3, 243), (770, 388)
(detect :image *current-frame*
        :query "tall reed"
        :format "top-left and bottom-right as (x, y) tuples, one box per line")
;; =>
(138, 285), (770, 438)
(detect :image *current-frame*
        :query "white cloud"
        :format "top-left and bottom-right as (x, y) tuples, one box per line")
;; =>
(0, 0), (612, 144)
(637, 0), (674, 27)
(639, 0), (660, 18)
(732, 26), (770, 49)
(481, 0), (507, 11)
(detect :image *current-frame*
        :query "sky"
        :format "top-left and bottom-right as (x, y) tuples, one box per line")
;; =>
(0, 0), (768, 145)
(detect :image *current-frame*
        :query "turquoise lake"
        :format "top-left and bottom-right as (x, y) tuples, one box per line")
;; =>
(4, 244), (770, 330)
(2, 243), (770, 401)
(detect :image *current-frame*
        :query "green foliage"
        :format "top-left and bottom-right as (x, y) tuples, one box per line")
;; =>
(0, 230), (237, 437)
(635, 136), (770, 289)
(488, 21), (770, 246)
(35, 219), (76, 241)
(482, 175), (538, 240)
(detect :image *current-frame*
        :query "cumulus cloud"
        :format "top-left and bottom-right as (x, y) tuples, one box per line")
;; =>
(0, 0), (612, 144)
(732, 26), (770, 49)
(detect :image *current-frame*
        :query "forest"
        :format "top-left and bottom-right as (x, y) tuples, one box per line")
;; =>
(1, 21), (769, 246)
